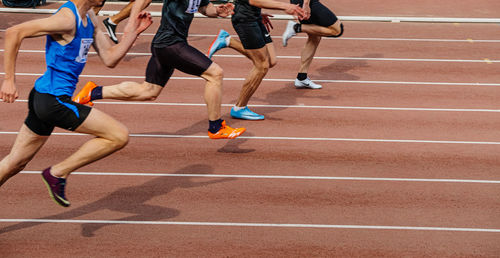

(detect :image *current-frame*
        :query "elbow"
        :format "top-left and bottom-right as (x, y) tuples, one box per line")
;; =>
(105, 60), (119, 68)
(5, 26), (20, 40)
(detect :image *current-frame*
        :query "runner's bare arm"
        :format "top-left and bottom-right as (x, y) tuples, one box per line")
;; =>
(1, 9), (75, 103)
(198, 3), (234, 18)
(249, 0), (306, 20)
(129, 0), (152, 23)
(90, 10), (152, 68)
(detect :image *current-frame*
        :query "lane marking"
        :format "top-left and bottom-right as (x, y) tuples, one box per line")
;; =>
(3, 49), (499, 63)
(2, 131), (500, 145)
(3, 72), (500, 87)
(2, 8), (500, 23)
(0, 219), (499, 232)
(18, 171), (500, 184)
(2, 30), (500, 43)
(9, 99), (500, 113)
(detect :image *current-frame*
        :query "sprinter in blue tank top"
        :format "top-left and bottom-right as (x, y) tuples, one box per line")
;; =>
(0, 0), (152, 207)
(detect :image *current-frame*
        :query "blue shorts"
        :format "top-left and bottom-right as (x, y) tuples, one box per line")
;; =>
(24, 88), (91, 136)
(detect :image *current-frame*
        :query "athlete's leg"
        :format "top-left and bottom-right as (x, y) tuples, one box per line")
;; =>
(110, 0), (135, 24)
(49, 108), (129, 178)
(235, 46), (270, 107)
(102, 81), (163, 101)
(301, 20), (342, 37)
(200, 63), (224, 120)
(265, 42), (277, 68)
(299, 34), (322, 73)
(0, 125), (48, 187)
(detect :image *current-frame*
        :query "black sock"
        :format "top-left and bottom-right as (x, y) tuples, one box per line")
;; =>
(208, 119), (223, 134)
(297, 73), (307, 81)
(293, 23), (302, 33)
(90, 86), (103, 101)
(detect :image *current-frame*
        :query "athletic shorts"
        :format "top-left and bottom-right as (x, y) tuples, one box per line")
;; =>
(24, 88), (91, 136)
(146, 42), (212, 87)
(291, 0), (338, 27)
(232, 20), (272, 50)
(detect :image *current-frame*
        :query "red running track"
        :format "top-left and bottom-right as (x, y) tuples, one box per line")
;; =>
(1, 1), (500, 256)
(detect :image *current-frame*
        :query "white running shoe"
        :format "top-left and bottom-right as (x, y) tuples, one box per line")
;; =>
(282, 21), (297, 47)
(295, 78), (322, 89)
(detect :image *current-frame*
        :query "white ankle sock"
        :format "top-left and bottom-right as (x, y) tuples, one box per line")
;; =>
(233, 105), (245, 111)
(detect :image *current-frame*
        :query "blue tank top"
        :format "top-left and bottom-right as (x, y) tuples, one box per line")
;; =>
(34, 1), (94, 96)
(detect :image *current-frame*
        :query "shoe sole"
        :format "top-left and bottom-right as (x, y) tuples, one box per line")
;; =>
(41, 175), (70, 207)
(231, 115), (265, 120)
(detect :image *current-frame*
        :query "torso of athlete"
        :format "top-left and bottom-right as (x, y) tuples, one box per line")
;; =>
(34, 0), (94, 97)
(231, 0), (262, 23)
(152, 0), (210, 47)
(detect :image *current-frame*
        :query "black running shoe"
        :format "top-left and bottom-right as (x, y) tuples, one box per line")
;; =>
(103, 18), (118, 44)
(41, 167), (70, 207)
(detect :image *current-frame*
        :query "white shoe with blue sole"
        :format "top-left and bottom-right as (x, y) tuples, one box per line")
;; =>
(231, 106), (265, 120)
(208, 29), (230, 59)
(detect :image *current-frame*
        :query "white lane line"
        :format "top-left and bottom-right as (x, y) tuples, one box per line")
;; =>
(3, 49), (499, 63)
(18, 171), (500, 184)
(2, 72), (500, 87)
(2, 30), (500, 42)
(2, 131), (500, 145)
(2, 8), (500, 23)
(10, 99), (500, 113)
(0, 219), (499, 232)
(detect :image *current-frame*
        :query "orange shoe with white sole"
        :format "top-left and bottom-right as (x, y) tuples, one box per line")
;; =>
(208, 120), (246, 139)
(73, 81), (97, 106)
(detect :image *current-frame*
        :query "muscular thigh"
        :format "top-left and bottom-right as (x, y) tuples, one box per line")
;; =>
(153, 42), (212, 79)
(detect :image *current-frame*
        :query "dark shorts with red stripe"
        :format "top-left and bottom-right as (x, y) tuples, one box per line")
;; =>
(24, 88), (91, 136)
(145, 41), (213, 87)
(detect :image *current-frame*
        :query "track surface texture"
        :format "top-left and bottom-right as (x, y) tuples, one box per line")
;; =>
(1, 0), (500, 257)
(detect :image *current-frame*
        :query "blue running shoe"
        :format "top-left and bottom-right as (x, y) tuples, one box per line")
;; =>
(231, 106), (265, 120)
(207, 29), (230, 59)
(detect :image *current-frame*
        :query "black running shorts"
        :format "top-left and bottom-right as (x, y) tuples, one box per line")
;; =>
(24, 88), (91, 136)
(232, 20), (272, 50)
(291, 0), (338, 27)
(146, 42), (213, 87)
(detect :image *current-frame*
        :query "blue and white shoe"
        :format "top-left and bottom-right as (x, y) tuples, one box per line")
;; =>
(230, 106), (265, 120)
(207, 29), (230, 59)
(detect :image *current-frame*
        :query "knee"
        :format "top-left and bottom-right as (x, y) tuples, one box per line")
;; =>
(208, 63), (224, 82)
(256, 60), (270, 74)
(110, 127), (129, 150)
(327, 23), (344, 38)
(269, 59), (277, 68)
(139, 83), (161, 101)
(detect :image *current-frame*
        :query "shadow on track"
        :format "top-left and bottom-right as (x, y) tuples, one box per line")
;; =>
(0, 164), (234, 237)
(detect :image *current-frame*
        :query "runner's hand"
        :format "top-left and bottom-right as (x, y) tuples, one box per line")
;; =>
(0, 80), (19, 103)
(261, 13), (274, 32)
(216, 3), (234, 17)
(134, 11), (152, 34)
(285, 4), (307, 21)
(302, 4), (311, 20)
